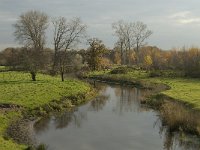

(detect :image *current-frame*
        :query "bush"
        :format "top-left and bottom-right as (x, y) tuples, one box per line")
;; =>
(149, 70), (184, 78)
(149, 70), (162, 77)
(110, 66), (135, 74)
(185, 70), (200, 78)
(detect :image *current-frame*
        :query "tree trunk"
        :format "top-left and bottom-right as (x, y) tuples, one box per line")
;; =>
(136, 41), (139, 65)
(120, 41), (123, 65)
(30, 71), (36, 81)
(125, 48), (128, 65)
(61, 71), (64, 82)
(52, 48), (58, 73)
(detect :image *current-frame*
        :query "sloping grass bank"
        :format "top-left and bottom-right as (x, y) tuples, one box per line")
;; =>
(148, 78), (200, 109)
(86, 70), (200, 110)
(0, 71), (95, 150)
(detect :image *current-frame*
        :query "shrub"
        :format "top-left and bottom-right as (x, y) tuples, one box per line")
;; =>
(110, 66), (135, 74)
(149, 70), (184, 78)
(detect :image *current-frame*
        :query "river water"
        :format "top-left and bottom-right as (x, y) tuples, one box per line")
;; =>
(34, 82), (200, 150)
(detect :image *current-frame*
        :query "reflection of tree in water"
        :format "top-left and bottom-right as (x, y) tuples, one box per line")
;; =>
(87, 80), (107, 92)
(34, 116), (51, 134)
(154, 117), (200, 150)
(113, 87), (141, 114)
(34, 108), (88, 134)
(89, 95), (109, 111)
(53, 108), (88, 129)
(53, 110), (75, 129)
(88, 81), (110, 112)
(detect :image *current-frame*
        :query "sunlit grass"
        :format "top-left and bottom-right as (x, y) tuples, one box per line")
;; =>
(0, 72), (91, 108)
(148, 78), (200, 109)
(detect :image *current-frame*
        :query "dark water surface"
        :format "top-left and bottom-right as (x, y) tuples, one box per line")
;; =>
(34, 82), (199, 150)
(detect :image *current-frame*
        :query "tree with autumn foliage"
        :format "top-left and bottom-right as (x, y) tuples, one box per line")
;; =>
(86, 38), (107, 71)
(144, 55), (153, 71)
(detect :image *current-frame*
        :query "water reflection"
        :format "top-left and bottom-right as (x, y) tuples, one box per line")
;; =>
(35, 108), (88, 134)
(34, 82), (200, 150)
(114, 87), (141, 114)
(89, 95), (108, 111)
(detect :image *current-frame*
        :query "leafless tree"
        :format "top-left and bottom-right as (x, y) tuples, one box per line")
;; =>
(112, 20), (129, 65)
(52, 17), (68, 72)
(13, 10), (48, 81)
(52, 17), (87, 81)
(112, 20), (152, 65)
(131, 21), (152, 53)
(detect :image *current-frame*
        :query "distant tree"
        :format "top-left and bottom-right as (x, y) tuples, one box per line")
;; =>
(99, 57), (111, 70)
(113, 49), (121, 65)
(132, 22), (152, 54)
(112, 20), (131, 65)
(112, 20), (152, 65)
(1, 48), (21, 69)
(73, 54), (83, 71)
(13, 10), (48, 81)
(52, 17), (87, 81)
(78, 49), (87, 64)
(183, 47), (200, 77)
(86, 38), (107, 71)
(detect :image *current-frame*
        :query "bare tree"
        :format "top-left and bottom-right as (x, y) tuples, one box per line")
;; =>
(52, 17), (68, 73)
(112, 20), (129, 65)
(52, 17), (87, 81)
(132, 21), (152, 53)
(112, 20), (152, 65)
(13, 10), (48, 81)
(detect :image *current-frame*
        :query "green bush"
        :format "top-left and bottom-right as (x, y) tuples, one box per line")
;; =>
(149, 70), (184, 78)
(110, 66), (136, 74)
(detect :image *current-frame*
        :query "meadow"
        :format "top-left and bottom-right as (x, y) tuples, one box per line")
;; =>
(0, 71), (93, 150)
(0, 72), (91, 108)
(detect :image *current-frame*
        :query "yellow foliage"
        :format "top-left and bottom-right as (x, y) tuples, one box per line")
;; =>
(144, 55), (153, 70)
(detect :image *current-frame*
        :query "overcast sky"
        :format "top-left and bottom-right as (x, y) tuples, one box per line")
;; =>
(1, 0), (200, 50)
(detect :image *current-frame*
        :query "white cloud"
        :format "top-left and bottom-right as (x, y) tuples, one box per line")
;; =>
(169, 11), (190, 18)
(169, 11), (200, 24)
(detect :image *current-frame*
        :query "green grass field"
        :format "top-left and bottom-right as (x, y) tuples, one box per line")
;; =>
(0, 71), (93, 150)
(88, 69), (200, 109)
(149, 78), (200, 109)
(0, 72), (91, 108)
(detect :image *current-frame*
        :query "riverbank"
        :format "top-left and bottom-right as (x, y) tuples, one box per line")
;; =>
(86, 69), (200, 109)
(84, 68), (200, 136)
(0, 71), (96, 150)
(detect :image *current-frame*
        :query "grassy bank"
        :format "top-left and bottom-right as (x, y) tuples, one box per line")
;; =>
(148, 78), (200, 109)
(0, 71), (94, 150)
(87, 69), (200, 109)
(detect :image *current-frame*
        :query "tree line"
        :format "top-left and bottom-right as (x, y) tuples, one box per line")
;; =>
(0, 10), (200, 80)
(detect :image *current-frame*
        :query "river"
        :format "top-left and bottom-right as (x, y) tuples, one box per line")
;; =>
(33, 82), (200, 150)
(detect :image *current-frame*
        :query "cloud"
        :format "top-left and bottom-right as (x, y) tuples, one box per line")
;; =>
(169, 11), (200, 24)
